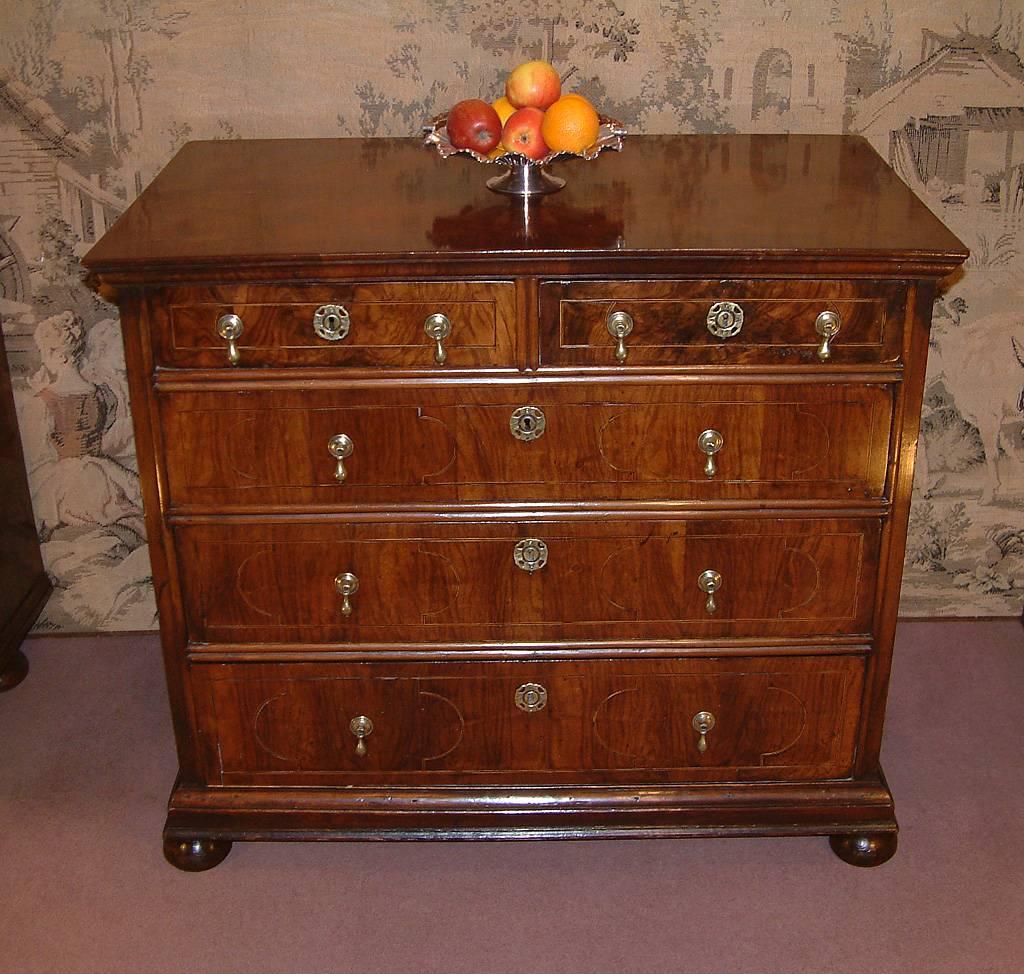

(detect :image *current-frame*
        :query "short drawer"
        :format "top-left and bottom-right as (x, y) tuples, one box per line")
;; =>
(539, 279), (906, 368)
(177, 516), (880, 645)
(155, 281), (516, 369)
(191, 655), (865, 786)
(159, 381), (894, 508)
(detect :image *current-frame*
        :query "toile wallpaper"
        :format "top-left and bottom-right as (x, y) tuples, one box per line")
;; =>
(1, 0), (1022, 631)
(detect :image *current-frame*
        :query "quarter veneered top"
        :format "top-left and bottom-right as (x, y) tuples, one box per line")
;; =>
(83, 134), (968, 278)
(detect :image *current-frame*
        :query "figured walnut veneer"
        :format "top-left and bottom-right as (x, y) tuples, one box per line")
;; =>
(84, 134), (967, 868)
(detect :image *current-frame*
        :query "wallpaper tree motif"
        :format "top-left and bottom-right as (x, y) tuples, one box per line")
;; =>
(0, 0), (1021, 630)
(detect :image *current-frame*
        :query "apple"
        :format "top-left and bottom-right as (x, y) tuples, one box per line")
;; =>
(505, 60), (561, 110)
(446, 99), (502, 153)
(501, 107), (549, 160)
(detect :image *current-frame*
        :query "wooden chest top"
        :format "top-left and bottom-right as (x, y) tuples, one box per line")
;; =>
(83, 135), (967, 280)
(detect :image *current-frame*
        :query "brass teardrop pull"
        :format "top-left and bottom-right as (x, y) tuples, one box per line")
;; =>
(424, 312), (452, 365)
(606, 310), (634, 363)
(697, 429), (724, 478)
(815, 310), (841, 361)
(697, 569), (722, 615)
(328, 434), (354, 483)
(216, 313), (243, 366)
(692, 711), (716, 754)
(335, 572), (359, 616)
(349, 715), (373, 756)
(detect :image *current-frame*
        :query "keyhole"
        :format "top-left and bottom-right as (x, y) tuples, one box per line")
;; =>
(520, 416), (533, 432)
(325, 314), (339, 330)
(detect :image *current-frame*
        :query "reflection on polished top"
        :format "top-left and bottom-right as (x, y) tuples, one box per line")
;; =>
(83, 135), (967, 275)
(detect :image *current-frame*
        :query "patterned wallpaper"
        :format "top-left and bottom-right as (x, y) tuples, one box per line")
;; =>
(1, 0), (1022, 631)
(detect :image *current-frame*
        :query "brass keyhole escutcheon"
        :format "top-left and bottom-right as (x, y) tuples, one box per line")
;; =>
(513, 538), (548, 573)
(313, 304), (351, 342)
(706, 301), (744, 339)
(697, 569), (722, 615)
(515, 683), (548, 712)
(335, 572), (359, 616)
(328, 433), (354, 483)
(606, 309), (634, 363)
(349, 715), (373, 756)
(510, 406), (546, 442)
(815, 310), (841, 361)
(697, 428), (724, 478)
(692, 711), (716, 753)
(424, 312), (452, 365)
(216, 313), (244, 366)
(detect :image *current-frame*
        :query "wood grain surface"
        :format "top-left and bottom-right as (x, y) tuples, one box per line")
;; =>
(86, 134), (968, 861)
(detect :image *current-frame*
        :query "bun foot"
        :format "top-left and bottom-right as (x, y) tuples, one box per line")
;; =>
(0, 649), (29, 692)
(163, 836), (232, 872)
(829, 831), (897, 867)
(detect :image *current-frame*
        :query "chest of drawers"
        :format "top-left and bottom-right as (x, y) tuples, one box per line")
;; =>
(84, 134), (967, 870)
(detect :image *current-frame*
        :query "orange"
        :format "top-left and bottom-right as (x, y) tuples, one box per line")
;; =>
(540, 95), (600, 153)
(491, 96), (516, 127)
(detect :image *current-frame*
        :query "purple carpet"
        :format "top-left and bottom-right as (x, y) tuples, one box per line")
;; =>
(1, 620), (1022, 973)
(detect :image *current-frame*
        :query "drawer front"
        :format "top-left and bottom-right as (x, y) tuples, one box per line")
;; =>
(156, 282), (516, 369)
(160, 382), (894, 508)
(539, 279), (906, 368)
(177, 517), (880, 645)
(191, 656), (865, 786)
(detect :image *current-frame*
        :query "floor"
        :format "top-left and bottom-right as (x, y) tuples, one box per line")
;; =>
(1, 620), (1022, 974)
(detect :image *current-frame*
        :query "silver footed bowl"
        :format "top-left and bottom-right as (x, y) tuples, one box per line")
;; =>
(422, 111), (627, 196)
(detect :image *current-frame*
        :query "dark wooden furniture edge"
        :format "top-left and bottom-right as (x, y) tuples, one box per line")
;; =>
(0, 571), (52, 692)
(165, 774), (897, 865)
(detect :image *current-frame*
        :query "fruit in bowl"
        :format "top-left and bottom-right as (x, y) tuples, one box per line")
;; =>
(422, 59), (627, 195)
(505, 59), (562, 111)
(501, 107), (549, 160)
(446, 98), (503, 153)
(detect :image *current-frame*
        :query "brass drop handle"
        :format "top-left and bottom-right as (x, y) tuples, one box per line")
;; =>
(216, 313), (243, 366)
(349, 715), (373, 757)
(328, 434), (354, 483)
(424, 312), (452, 365)
(335, 572), (359, 616)
(815, 310), (841, 361)
(697, 569), (722, 615)
(697, 428), (724, 478)
(692, 711), (716, 754)
(606, 310), (634, 363)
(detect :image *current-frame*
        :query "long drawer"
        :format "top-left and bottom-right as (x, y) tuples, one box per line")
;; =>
(191, 655), (865, 786)
(539, 279), (906, 368)
(155, 281), (517, 369)
(177, 516), (880, 645)
(159, 382), (894, 508)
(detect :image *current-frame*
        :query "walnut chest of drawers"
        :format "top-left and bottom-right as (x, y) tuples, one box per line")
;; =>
(84, 134), (968, 870)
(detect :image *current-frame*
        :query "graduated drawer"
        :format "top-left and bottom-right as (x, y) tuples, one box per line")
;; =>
(539, 279), (906, 368)
(190, 655), (865, 786)
(177, 516), (880, 645)
(154, 281), (516, 369)
(159, 382), (894, 508)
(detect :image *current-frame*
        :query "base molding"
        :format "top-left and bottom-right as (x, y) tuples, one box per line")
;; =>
(165, 773), (897, 847)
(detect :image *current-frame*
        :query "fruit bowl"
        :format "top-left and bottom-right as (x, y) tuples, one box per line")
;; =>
(423, 112), (627, 197)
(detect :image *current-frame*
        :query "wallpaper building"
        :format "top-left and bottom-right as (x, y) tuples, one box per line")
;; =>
(0, 1), (1022, 631)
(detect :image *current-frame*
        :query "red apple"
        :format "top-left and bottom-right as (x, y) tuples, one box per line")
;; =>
(501, 107), (549, 160)
(446, 99), (502, 153)
(505, 60), (561, 110)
